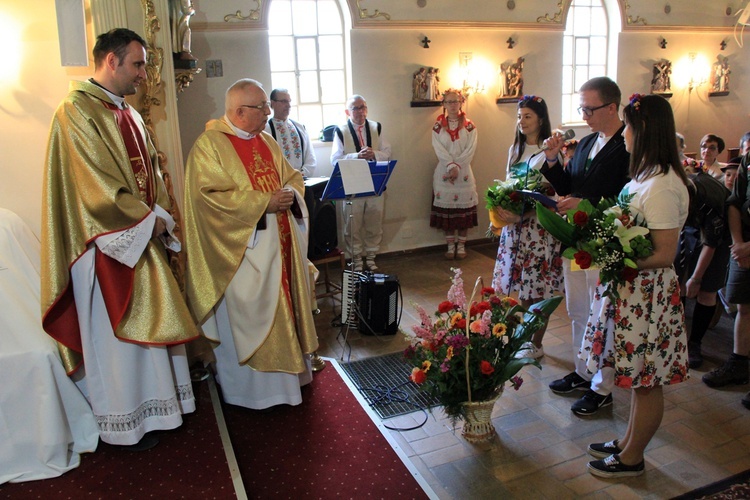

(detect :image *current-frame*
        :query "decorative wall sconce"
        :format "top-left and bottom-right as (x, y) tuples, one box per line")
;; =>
(421, 36), (431, 49)
(459, 52), (485, 98)
(659, 37), (668, 49)
(507, 37), (516, 49)
(687, 53), (708, 93)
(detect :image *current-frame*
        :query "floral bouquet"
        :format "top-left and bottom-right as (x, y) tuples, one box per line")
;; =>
(485, 169), (553, 235)
(404, 268), (563, 424)
(536, 195), (653, 299)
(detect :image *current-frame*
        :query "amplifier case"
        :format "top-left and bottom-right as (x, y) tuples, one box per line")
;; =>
(357, 274), (399, 335)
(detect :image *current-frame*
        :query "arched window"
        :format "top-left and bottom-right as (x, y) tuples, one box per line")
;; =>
(561, 0), (621, 124)
(267, 0), (349, 136)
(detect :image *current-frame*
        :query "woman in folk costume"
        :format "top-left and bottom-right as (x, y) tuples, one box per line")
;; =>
(582, 94), (690, 478)
(430, 89), (478, 259)
(492, 95), (563, 359)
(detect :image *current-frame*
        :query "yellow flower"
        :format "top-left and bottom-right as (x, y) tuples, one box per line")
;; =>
(446, 346), (454, 360)
(450, 312), (464, 327)
(421, 360), (432, 372)
(492, 323), (507, 337)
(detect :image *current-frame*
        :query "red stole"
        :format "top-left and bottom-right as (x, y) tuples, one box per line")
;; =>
(226, 134), (295, 316)
(104, 102), (155, 205)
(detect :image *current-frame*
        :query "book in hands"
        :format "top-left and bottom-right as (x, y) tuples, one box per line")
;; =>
(516, 189), (557, 209)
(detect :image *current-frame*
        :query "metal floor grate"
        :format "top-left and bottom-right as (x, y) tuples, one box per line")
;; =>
(340, 352), (441, 420)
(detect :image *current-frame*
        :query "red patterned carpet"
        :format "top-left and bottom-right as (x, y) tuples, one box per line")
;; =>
(1, 364), (428, 498)
(221, 364), (428, 499)
(0, 381), (234, 499)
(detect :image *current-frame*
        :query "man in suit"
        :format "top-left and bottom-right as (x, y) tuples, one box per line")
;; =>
(540, 76), (631, 416)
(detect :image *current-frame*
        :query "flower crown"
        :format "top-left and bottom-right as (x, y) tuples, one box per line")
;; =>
(442, 88), (465, 101)
(629, 93), (644, 111)
(520, 95), (544, 104)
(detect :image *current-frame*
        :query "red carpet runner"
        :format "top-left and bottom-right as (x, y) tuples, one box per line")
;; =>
(0, 381), (235, 498)
(221, 364), (428, 499)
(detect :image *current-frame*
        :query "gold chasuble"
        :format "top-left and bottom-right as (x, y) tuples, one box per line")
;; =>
(183, 119), (317, 374)
(41, 80), (199, 373)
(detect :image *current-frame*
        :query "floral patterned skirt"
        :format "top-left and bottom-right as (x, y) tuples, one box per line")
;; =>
(578, 267), (689, 389)
(492, 213), (563, 301)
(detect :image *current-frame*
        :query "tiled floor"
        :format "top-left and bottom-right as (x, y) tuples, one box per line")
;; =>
(312, 242), (750, 499)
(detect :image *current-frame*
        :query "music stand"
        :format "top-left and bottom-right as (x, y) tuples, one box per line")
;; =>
(320, 159), (397, 360)
(321, 159), (397, 201)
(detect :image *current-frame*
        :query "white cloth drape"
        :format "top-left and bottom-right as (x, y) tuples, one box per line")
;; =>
(0, 208), (99, 484)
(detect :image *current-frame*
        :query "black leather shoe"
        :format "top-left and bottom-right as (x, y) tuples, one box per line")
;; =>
(119, 433), (159, 452)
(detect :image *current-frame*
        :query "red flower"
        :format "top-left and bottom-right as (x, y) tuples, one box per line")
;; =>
(481, 287), (495, 296)
(480, 360), (495, 375)
(574, 250), (592, 269)
(622, 267), (639, 282)
(410, 367), (426, 384)
(592, 341), (604, 355)
(501, 297), (519, 307)
(670, 291), (682, 307)
(573, 211), (589, 227)
(455, 318), (467, 330)
(489, 295), (502, 306)
(437, 301), (454, 314)
(615, 375), (633, 388)
(624, 342), (635, 355)
(619, 214), (631, 226)
(476, 301), (491, 314)
(509, 191), (521, 203)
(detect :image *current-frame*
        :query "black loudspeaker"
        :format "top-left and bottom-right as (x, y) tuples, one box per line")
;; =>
(358, 273), (400, 335)
(304, 178), (338, 259)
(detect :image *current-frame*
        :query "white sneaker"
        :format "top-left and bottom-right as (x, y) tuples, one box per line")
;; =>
(515, 342), (544, 359)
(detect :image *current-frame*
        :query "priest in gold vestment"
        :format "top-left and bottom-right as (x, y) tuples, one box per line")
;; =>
(41, 29), (198, 448)
(184, 79), (318, 409)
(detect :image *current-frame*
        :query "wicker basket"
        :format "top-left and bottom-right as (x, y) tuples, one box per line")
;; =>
(460, 390), (503, 443)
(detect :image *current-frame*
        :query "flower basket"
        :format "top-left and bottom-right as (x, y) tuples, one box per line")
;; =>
(460, 388), (503, 443)
(404, 268), (563, 431)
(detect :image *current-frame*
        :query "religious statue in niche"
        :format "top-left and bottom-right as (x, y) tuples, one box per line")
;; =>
(497, 57), (525, 104)
(170, 0), (198, 68)
(709, 55), (730, 96)
(650, 59), (672, 96)
(411, 66), (442, 107)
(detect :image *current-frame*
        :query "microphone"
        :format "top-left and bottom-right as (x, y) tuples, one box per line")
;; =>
(529, 129), (575, 160)
(540, 129), (575, 152)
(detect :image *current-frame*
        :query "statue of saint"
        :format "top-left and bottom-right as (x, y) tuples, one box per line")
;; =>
(171, 0), (197, 61)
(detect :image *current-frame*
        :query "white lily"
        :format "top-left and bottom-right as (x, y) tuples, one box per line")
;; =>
(604, 205), (623, 218)
(614, 218), (649, 253)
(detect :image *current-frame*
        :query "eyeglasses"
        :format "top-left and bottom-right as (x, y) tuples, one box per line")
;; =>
(272, 99), (292, 104)
(700, 144), (718, 151)
(577, 102), (613, 117)
(349, 105), (367, 111)
(240, 102), (271, 110)
(444, 100), (462, 105)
